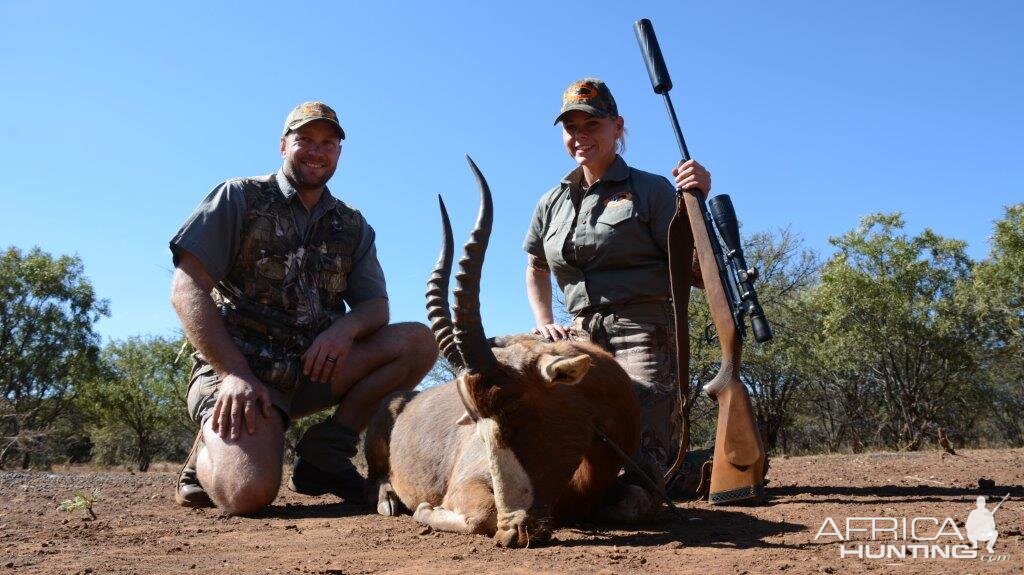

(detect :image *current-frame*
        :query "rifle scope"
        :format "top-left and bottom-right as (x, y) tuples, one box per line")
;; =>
(708, 195), (773, 343)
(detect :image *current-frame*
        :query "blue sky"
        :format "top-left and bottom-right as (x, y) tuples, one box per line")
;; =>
(1, 1), (1021, 342)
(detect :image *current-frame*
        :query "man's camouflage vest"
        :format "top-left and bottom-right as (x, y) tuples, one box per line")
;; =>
(212, 174), (362, 392)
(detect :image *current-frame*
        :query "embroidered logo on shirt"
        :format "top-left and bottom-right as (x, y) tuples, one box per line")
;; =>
(603, 191), (634, 205)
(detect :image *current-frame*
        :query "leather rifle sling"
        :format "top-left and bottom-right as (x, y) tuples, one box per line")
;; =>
(663, 191), (694, 484)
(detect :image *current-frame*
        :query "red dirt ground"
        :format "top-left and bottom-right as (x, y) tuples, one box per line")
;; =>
(2, 448), (1022, 574)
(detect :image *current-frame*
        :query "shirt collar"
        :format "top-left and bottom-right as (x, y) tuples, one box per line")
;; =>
(275, 170), (343, 213)
(560, 154), (630, 187)
(275, 170), (299, 199)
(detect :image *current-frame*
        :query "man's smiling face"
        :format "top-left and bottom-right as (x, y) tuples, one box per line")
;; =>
(280, 121), (342, 192)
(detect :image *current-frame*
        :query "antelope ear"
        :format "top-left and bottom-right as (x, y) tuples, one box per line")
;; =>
(456, 412), (473, 426)
(538, 353), (591, 386)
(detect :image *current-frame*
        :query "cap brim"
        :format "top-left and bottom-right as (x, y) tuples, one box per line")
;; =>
(284, 118), (346, 140)
(553, 104), (612, 125)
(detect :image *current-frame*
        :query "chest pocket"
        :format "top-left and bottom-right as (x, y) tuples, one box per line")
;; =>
(597, 199), (636, 227)
(544, 217), (568, 242)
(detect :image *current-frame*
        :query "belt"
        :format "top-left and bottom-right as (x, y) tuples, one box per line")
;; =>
(573, 296), (670, 320)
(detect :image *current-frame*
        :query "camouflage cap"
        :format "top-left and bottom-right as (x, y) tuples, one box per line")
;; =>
(282, 101), (345, 140)
(554, 78), (619, 125)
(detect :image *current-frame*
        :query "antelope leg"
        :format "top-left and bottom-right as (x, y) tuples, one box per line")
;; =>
(375, 482), (403, 517)
(413, 479), (496, 535)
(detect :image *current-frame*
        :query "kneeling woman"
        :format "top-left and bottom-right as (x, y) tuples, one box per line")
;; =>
(523, 78), (709, 505)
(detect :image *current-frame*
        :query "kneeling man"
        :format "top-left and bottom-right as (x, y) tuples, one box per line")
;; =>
(169, 101), (437, 515)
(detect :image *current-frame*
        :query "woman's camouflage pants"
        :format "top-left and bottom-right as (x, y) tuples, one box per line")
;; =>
(570, 300), (679, 475)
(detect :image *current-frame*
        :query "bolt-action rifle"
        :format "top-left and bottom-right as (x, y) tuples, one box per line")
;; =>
(634, 18), (772, 505)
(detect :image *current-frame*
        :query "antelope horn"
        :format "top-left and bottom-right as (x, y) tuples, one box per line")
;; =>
(452, 156), (498, 374)
(425, 195), (464, 369)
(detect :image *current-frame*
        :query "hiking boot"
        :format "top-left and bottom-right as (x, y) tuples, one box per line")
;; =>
(175, 431), (214, 508)
(288, 456), (367, 504)
(666, 447), (714, 500)
(289, 419), (366, 504)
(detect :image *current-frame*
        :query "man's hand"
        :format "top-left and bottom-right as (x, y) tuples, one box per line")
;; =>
(303, 321), (357, 384)
(672, 159), (711, 197)
(533, 323), (570, 341)
(211, 374), (272, 440)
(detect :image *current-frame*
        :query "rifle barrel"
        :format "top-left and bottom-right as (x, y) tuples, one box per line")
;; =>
(991, 492), (1011, 514)
(634, 18), (690, 161)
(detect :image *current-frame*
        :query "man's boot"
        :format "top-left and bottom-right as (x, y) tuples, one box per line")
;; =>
(288, 420), (366, 504)
(175, 431), (213, 508)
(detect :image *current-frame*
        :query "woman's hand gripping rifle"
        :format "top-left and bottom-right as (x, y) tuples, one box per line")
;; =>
(635, 18), (772, 505)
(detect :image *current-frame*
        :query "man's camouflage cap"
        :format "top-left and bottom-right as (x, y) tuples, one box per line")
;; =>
(282, 101), (345, 140)
(554, 78), (619, 125)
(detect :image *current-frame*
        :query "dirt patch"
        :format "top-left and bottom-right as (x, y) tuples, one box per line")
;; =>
(2, 449), (1022, 574)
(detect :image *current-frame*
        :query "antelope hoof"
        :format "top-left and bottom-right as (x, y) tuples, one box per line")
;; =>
(377, 500), (394, 516)
(413, 502), (434, 523)
(494, 525), (528, 548)
(375, 483), (401, 517)
(494, 510), (537, 548)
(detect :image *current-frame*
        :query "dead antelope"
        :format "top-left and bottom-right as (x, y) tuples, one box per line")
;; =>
(363, 157), (642, 547)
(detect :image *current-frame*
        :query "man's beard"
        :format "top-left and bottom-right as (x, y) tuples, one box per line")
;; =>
(286, 160), (336, 192)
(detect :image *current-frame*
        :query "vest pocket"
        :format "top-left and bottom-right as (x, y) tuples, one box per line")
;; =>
(245, 255), (289, 304)
(256, 256), (287, 281)
(319, 256), (352, 295)
(226, 328), (304, 394)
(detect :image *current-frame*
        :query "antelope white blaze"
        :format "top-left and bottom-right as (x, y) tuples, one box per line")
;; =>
(475, 418), (533, 516)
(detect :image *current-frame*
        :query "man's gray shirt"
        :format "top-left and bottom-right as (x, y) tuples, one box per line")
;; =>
(170, 170), (387, 309)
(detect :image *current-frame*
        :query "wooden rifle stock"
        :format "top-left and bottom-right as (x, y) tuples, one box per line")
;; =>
(682, 191), (766, 504)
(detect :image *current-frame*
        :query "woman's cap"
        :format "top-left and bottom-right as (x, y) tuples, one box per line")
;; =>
(554, 78), (619, 124)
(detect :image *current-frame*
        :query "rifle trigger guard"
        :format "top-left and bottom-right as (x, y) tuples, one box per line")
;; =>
(703, 322), (717, 345)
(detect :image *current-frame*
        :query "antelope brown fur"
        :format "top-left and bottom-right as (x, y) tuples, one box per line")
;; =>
(363, 158), (642, 547)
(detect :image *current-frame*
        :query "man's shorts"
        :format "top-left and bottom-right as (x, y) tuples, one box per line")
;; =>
(186, 355), (337, 428)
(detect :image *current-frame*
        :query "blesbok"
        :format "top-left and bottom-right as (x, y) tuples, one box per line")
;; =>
(363, 158), (643, 548)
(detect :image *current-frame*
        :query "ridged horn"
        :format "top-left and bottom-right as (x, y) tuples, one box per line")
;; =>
(425, 195), (464, 369)
(452, 156), (498, 374)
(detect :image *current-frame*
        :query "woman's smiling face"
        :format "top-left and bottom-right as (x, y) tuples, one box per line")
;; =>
(560, 110), (623, 172)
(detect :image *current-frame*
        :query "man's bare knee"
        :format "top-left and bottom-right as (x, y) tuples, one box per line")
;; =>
(216, 475), (281, 516)
(393, 322), (438, 368)
(197, 412), (285, 515)
(203, 445), (282, 515)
